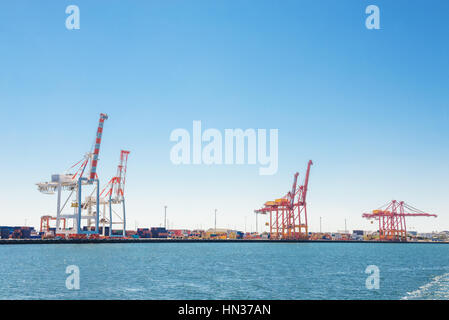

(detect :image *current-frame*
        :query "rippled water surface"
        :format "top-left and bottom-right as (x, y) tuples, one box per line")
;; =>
(1, 242), (448, 300)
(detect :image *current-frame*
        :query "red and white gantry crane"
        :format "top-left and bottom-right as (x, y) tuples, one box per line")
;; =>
(362, 200), (437, 241)
(255, 160), (313, 240)
(36, 113), (109, 237)
(99, 150), (130, 237)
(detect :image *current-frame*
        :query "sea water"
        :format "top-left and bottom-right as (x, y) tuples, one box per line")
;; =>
(0, 242), (448, 300)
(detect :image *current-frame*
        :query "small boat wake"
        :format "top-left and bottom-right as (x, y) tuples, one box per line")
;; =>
(402, 272), (449, 300)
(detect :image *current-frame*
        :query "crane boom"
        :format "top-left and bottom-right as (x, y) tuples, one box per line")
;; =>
(301, 160), (313, 203)
(99, 150), (130, 202)
(363, 213), (437, 218)
(89, 113), (108, 180)
(114, 150), (130, 200)
(289, 172), (299, 209)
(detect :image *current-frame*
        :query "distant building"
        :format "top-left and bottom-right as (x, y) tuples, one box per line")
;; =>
(418, 233), (434, 239)
(351, 230), (364, 241)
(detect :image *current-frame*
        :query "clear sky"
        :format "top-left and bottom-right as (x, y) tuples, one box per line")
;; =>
(0, 1), (448, 233)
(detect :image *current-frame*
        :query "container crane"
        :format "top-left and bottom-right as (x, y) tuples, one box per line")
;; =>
(40, 215), (66, 234)
(99, 150), (130, 237)
(36, 113), (108, 237)
(255, 160), (313, 240)
(362, 200), (437, 241)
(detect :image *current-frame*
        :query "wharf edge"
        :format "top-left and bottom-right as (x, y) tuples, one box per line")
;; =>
(1, 239), (448, 245)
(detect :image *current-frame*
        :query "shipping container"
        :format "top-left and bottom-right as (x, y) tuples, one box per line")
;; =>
(0, 228), (10, 239)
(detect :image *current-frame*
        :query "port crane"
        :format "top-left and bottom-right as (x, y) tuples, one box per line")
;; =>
(255, 160), (313, 240)
(36, 113), (108, 237)
(40, 215), (66, 234)
(99, 150), (130, 237)
(362, 200), (437, 241)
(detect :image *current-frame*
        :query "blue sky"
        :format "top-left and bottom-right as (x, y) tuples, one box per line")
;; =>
(0, 1), (448, 232)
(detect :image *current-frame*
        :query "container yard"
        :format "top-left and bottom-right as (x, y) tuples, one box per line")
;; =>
(0, 113), (444, 244)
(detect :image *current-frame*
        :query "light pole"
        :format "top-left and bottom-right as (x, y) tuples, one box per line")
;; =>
(164, 205), (167, 229)
(214, 209), (217, 231)
(320, 216), (322, 233)
(255, 212), (258, 234)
